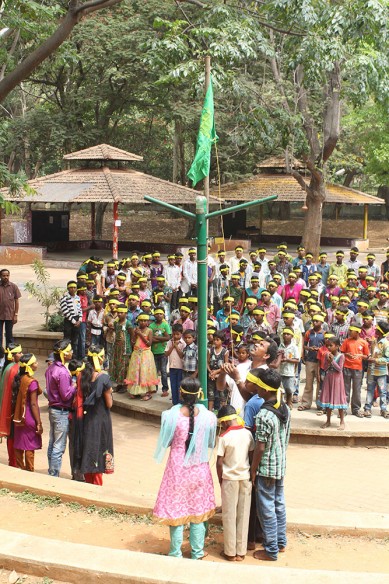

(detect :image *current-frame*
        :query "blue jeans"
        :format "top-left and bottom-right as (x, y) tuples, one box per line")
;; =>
(256, 476), (287, 560)
(78, 322), (86, 359)
(293, 360), (301, 397)
(153, 353), (168, 391)
(169, 522), (206, 559)
(169, 368), (183, 405)
(91, 333), (103, 348)
(365, 375), (387, 412)
(47, 408), (70, 477)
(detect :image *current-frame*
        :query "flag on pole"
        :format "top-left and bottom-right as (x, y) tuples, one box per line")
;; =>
(187, 78), (218, 187)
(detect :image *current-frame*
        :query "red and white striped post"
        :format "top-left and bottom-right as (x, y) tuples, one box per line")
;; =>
(113, 201), (119, 259)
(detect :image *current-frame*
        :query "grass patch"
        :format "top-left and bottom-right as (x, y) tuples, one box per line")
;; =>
(0, 488), (153, 524)
(13, 491), (61, 508)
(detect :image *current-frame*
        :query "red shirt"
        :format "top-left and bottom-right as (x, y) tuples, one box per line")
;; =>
(317, 345), (329, 369)
(340, 338), (369, 370)
(79, 294), (89, 323)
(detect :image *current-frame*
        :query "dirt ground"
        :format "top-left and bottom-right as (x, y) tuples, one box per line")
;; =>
(2, 211), (388, 249)
(0, 492), (387, 574)
(0, 569), (67, 584)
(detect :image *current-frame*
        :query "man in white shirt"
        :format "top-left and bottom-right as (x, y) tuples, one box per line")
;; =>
(165, 254), (182, 311)
(345, 247), (361, 274)
(182, 247), (198, 297)
(230, 245), (248, 274)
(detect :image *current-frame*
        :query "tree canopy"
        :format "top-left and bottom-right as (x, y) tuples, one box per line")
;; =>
(0, 0), (387, 249)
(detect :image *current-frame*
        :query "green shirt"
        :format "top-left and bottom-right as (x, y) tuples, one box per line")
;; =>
(255, 408), (291, 479)
(150, 321), (171, 354)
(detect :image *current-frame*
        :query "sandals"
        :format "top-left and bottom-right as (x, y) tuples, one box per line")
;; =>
(220, 551), (236, 561)
(141, 394), (152, 401)
(352, 410), (364, 418)
(292, 396), (299, 403)
(363, 410), (372, 418)
(380, 410), (389, 419)
(298, 405), (310, 411)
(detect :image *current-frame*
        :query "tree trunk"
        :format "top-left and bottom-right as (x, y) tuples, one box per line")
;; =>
(95, 202), (108, 239)
(185, 218), (196, 240)
(172, 118), (185, 184)
(278, 202), (291, 220)
(377, 185), (389, 220)
(172, 123), (179, 183)
(302, 175), (326, 257)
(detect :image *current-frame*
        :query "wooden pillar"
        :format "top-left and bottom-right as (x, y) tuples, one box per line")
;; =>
(91, 203), (96, 243)
(335, 204), (340, 220)
(363, 204), (368, 240)
(113, 201), (119, 260)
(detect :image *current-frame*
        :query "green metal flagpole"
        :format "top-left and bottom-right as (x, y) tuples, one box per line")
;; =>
(144, 194), (277, 407)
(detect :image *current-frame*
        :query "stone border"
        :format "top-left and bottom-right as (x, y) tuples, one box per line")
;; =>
(0, 530), (385, 584)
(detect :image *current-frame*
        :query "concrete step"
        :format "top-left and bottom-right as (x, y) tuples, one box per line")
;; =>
(0, 529), (387, 584)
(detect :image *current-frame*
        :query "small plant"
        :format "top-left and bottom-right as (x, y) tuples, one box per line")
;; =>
(25, 260), (65, 330)
(47, 311), (64, 332)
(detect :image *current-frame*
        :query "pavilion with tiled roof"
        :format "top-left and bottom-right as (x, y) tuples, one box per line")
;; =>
(2, 144), (216, 256)
(211, 156), (384, 244)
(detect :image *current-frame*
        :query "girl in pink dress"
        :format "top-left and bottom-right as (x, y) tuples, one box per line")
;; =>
(126, 315), (158, 400)
(153, 378), (217, 559)
(317, 338), (347, 430)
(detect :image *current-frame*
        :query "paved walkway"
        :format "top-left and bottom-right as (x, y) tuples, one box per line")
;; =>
(2, 262), (388, 517)
(1, 398), (388, 516)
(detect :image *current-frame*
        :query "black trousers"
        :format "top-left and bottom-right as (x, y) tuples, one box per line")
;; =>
(63, 320), (80, 355)
(0, 320), (14, 348)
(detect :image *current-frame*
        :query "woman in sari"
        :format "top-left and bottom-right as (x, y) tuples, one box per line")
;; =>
(153, 377), (217, 560)
(13, 353), (43, 471)
(73, 346), (114, 486)
(0, 343), (23, 467)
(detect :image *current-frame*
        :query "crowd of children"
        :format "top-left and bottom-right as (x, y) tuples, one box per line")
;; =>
(55, 244), (389, 419)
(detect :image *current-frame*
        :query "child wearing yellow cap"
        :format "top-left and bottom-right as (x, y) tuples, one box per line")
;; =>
(216, 404), (254, 562)
(317, 337), (347, 430)
(340, 325), (369, 417)
(150, 252), (164, 289)
(126, 314), (158, 401)
(299, 315), (325, 411)
(279, 329), (300, 408)
(110, 304), (132, 393)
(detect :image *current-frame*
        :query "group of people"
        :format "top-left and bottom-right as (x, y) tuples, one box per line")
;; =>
(153, 340), (289, 562)
(0, 338), (113, 485)
(1, 242), (389, 563)
(57, 245), (389, 420)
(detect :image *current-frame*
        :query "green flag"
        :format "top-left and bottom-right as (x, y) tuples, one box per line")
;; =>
(187, 78), (218, 187)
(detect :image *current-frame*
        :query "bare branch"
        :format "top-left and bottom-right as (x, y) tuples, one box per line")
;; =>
(75, 0), (123, 17)
(305, 158), (322, 183)
(291, 170), (309, 194)
(268, 30), (291, 115)
(0, 0), (123, 103)
(0, 29), (20, 82)
(178, 0), (208, 7)
(295, 65), (321, 161)
(321, 62), (341, 163)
